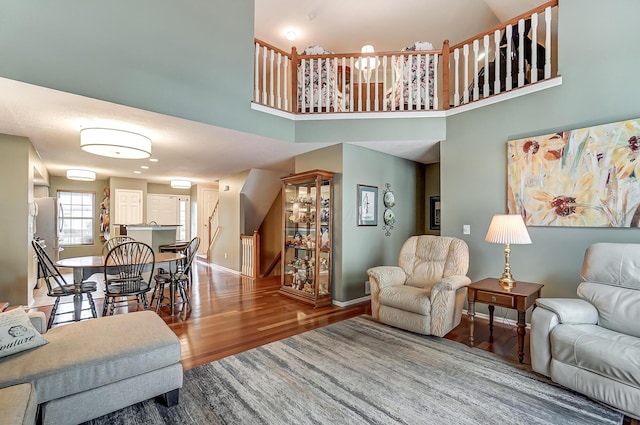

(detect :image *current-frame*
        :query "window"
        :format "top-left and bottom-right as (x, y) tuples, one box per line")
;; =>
(58, 191), (95, 246)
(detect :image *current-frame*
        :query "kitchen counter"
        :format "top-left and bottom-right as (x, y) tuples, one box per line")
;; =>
(122, 225), (180, 252)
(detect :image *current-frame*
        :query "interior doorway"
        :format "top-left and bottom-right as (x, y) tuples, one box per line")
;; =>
(147, 194), (191, 241)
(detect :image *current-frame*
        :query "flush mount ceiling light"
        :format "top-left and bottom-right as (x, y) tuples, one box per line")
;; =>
(80, 128), (152, 159)
(286, 30), (297, 41)
(66, 169), (96, 181)
(170, 179), (192, 189)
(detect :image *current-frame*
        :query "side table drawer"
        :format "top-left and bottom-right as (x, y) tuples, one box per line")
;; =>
(475, 290), (515, 308)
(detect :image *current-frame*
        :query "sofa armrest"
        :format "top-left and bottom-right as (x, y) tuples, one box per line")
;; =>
(535, 298), (598, 324)
(27, 311), (47, 334)
(530, 298), (597, 378)
(366, 266), (407, 290)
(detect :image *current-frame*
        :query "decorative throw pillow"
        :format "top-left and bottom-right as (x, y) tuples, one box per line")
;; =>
(0, 308), (49, 359)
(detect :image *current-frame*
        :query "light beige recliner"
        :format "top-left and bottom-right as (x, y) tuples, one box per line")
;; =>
(531, 243), (640, 420)
(366, 235), (470, 336)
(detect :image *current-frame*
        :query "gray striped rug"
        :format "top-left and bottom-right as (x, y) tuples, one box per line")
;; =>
(87, 316), (622, 424)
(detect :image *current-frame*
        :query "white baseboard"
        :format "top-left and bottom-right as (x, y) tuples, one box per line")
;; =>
(210, 264), (241, 275)
(332, 295), (371, 307)
(462, 309), (531, 330)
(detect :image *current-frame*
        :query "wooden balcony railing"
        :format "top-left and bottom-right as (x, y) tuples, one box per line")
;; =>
(253, 0), (558, 114)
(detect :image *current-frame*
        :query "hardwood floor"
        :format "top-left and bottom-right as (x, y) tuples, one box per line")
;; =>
(33, 259), (637, 424)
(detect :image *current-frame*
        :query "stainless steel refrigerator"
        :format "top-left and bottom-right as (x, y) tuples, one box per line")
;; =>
(32, 197), (64, 262)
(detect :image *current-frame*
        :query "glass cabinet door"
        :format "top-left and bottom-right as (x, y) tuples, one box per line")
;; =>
(280, 170), (333, 307)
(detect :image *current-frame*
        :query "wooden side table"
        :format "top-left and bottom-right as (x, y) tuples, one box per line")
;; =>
(468, 278), (544, 363)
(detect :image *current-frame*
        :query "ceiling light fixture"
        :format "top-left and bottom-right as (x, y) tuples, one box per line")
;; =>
(286, 30), (297, 41)
(170, 179), (192, 189)
(66, 169), (96, 181)
(80, 128), (152, 159)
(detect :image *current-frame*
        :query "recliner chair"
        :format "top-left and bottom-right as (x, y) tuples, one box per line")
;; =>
(366, 235), (470, 336)
(531, 243), (640, 419)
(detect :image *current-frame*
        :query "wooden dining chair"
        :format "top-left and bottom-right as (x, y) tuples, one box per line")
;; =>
(32, 240), (98, 329)
(102, 241), (155, 316)
(151, 237), (200, 314)
(101, 235), (135, 255)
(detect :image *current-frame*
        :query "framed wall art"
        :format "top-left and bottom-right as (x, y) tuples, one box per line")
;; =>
(430, 196), (441, 230)
(357, 184), (378, 226)
(507, 117), (640, 227)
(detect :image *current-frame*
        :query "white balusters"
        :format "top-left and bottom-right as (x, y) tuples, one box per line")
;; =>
(463, 44), (469, 104)
(325, 58), (330, 111)
(283, 55), (289, 111)
(349, 56), (355, 112)
(254, 42), (260, 102)
(262, 46), (268, 104)
(432, 54), (439, 110)
(493, 30), (501, 95)
(390, 55), (396, 110)
(453, 48), (460, 107)
(472, 40), (479, 101)
(382, 56), (388, 111)
(276, 53), (282, 109)
(506, 24), (513, 91)
(269, 49), (275, 107)
(518, 19), (525, 87)
(483, 35), (491, 98)
(545, 6), (552, 79)
(531, 13), (539, 83)
(301, 59), (307, 113)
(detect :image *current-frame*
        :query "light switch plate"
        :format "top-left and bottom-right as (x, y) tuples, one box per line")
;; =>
(463, 224), (470, 235)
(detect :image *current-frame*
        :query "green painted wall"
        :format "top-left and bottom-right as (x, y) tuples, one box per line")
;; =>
(215, 170), (250, 271)
(0, 0), (294, 143)
(295, 144), (421, 302)
(0, 136), (44, 305)
(441, 0), (640, 315)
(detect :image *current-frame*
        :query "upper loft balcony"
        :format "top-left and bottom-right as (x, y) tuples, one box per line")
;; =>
(253, 0), (561, 120)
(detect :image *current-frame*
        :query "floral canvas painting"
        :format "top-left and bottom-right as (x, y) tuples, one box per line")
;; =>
(507, 118), (640, 227)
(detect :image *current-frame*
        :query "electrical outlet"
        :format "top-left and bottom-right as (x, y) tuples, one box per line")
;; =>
(463, 224), (471, 235)
(224, 252), (228, 259)
(365, 280), (371, 295)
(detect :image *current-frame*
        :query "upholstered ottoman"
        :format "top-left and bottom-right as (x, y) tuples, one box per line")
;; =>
(0, 383), (38, 425)
(0, 310), (182, 425)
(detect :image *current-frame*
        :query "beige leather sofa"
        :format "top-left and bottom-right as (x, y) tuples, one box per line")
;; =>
(0, 310), (182, 425)
(367, 235), (470, 336)
(531, 243), (640, 420)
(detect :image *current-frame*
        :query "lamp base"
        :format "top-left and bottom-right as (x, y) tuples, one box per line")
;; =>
(498, 275), (516, 289)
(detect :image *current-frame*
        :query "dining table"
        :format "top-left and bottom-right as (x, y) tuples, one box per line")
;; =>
(56, 251), (185, 321)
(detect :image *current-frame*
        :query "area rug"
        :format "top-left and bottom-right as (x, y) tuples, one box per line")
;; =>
(86, 316), (622, 425)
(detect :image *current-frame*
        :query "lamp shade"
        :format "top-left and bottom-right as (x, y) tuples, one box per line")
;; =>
(80, 128), (151, 159)
(485, 214), (532, 245)
(170, 179), (191, 189)
(66, 169), (96, 181)
(355, 44), (380, 71)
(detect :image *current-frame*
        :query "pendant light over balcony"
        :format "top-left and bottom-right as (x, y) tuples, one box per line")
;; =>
(80, 128), (152, 159)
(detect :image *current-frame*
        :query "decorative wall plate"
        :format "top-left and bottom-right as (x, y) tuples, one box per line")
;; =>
(383, 191), (395, 208)
(383, 209), (396, 226)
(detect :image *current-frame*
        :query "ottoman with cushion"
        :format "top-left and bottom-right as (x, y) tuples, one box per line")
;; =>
(0, 310), (182, 425)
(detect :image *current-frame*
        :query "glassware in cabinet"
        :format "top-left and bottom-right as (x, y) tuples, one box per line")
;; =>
(280, 169), (333, 307)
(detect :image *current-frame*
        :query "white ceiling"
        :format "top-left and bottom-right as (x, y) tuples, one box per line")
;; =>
(0, 0), (545, 186)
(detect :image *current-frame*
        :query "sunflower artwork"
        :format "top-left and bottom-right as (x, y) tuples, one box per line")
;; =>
(507, 117), (640, 227)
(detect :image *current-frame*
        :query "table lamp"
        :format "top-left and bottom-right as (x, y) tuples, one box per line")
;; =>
(485, 214), (532, 288)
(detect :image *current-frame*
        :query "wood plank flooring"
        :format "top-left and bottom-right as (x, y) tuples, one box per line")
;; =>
(33, 259), (637, 424)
